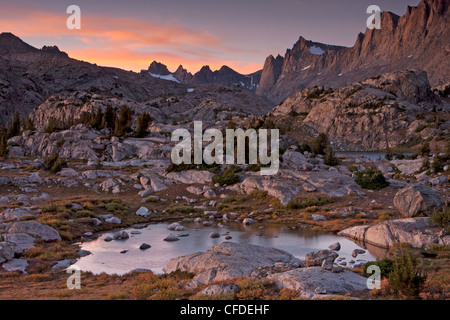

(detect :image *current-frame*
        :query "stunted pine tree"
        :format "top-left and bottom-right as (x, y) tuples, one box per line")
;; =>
(102, 105), (115, 130)
(22, 117), (35, 131)
(418, 141), (430, 156)
(324, 146), (339, 166)
(312, 133), (328, 156)
(135, 112), (152, 137)
(13, 112), (21, 136)
(0, 127), (7, 157)
(90, 108), (104, 129)
(114, 105), (133, 136)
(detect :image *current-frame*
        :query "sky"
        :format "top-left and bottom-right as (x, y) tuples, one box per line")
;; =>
(0, 0), (421, 74)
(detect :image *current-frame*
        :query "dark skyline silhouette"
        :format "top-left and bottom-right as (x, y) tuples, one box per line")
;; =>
(0, 0), (420, 73)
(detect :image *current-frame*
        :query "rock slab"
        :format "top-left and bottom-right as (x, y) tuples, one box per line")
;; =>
(163, 242), (301, 287)
(338, 217), (450, 249)
(393, 184), (445, 218)
(268, 267), (368, 298)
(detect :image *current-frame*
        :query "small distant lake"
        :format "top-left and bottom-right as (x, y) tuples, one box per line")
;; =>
(336, 151), (414, 160)
(73, 222), (387, 275)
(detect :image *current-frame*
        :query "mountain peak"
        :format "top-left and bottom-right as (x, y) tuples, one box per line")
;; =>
(0, 32), (22, 42)
(41, 45), (69, 57)
(0, 32), (38, 55)
(199, 65), (212, 73)
(147, 61), (171, 75)
(218, 65), (234, 73)
(176, 65), (186, 72)
(257, 0), (449, 103)
(173, 65), (193, 83)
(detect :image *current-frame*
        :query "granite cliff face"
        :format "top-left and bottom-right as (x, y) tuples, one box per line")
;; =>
(257, 0), (450, 103)
(258, 55), (285, 97)
(29, 83), (274, 130)
(268, 70), (449, 151)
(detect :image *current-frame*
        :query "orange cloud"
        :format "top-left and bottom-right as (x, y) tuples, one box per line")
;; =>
(0, 6), (262, 74)
(69, 47), (261, 75)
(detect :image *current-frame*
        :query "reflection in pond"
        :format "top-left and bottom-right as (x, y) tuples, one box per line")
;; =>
(74, 221), (388, 275)
(351, 239), (391, 261)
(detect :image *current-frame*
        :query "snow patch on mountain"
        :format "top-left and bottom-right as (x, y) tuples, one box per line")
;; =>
(309, 46), (325, 55)
(149, 73), (180, 83)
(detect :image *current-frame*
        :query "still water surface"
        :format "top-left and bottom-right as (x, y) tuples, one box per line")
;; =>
(74, 222), (387, 275)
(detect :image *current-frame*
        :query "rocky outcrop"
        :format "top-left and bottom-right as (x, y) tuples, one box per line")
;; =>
(338, 217), (450, 249)
(26, 83), (273, 130)
(268, 267), (368, 298)
(6, 221), (61, 242)
(329, 242), (341, 251)
(8, 124), (100, 160)
(229, 176), (302, 205)
(3, 233), (35, 253)
(269, 70), (447, 151)
(2, 259), (28, 273)
(288, 170), (362, 197)
(257, 0), (450, 103)
(390, 159), (424, 176)
(199, 283), (240, 296)
(163, 242), (302, 287)
(393, 184), (446, 217)
(51, 259), (77, 271)
(112, 230), (129, 240)
(0, 207), (35, 222)
(7, 124), (175, 163)
(165, 170), (214, 185)
(304, 250), (339, 267)
(137, 169), (214, 196)
(0, 242), (15, 264)
(228, 162), (362, 205)
(41, 45), (68, 57)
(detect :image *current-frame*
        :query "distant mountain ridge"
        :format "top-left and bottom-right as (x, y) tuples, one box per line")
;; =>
(0, 32), (273, 125)
(142, 61), (261, 90)
(256, 0), (450, 103)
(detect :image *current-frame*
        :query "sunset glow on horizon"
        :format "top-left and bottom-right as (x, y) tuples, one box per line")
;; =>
(0, 0), (420, 74)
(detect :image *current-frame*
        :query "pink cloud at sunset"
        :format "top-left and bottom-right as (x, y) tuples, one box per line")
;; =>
(0, 6), (262, 74)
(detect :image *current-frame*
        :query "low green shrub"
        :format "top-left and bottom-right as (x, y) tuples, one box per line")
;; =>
(388, 248), (427, 297)
(167, 205), (195, 214)
(431, 207), (450, 234)
(247, 164), (261, 172)
(355, 168), (389, 190)
(166, 161), (220, 174)
(324, 147), (339, 166)
(212, 166), (241, 186)
(285, 196), (333, 210)
(363, 258), (394, 279)
(43, 152), (67, 174)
